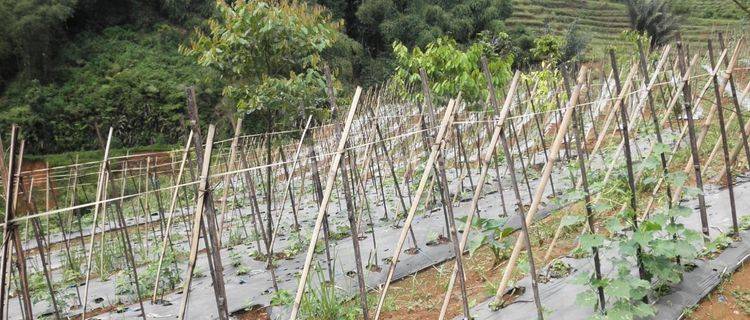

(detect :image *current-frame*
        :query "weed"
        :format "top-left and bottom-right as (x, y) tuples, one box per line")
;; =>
(270, 289), (293, 306)
(299, 265), (360, 320)
(700, 233), (732, 259)
(458, 216), (514, 266)
(733, 289), (750, 315)
(740, 215), (750, 230)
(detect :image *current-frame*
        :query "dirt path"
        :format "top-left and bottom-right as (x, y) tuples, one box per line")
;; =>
(688, 262), (750, 320)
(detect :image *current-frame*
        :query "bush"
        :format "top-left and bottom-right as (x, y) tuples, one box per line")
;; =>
(0, 24), (223, 154)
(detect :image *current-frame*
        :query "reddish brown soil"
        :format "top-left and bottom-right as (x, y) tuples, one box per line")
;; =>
(688, 262), (750, 320)
(230, 212), (578, 320)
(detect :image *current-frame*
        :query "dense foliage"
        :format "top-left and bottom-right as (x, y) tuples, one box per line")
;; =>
(626, 0), (680, 49)
(181, 0), (344, 131)
(391, 37), (513, 103)
(0, 0), (634, 155)
(0, 25), (222, 154)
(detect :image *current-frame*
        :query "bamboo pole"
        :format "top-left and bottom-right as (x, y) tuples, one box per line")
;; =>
(81, 128), (114, 319)
(151, 130), (194, 302)
(707, 40), (739, 234)
(675, 34), (710, 236)
(289, 87), (362, 320)
(373, 97), (457, 320)
(438, 70), (521, 320)
(485, 63), (543, 317)
(177, 125), (226, 319)
(492, 66), (587, 306)
(0, 125), (17, 320)
(218, 119), (243, 243)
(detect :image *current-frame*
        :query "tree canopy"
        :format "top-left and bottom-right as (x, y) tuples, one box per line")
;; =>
(391, 37), (513, 104)
(181, 0), (344, 129)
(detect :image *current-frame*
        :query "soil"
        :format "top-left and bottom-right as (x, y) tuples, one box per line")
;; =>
(687, 261), (750, 320)
(229, 209), (579, 320)
(233, 306), (270, 320)
(375, 230), (575, 320)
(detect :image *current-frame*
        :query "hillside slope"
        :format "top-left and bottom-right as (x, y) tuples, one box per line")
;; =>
(507, 0), (746, 51)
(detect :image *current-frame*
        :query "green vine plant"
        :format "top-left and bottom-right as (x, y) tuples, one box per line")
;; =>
(458, 216), (515, 267)
(573, 143), (705, 319)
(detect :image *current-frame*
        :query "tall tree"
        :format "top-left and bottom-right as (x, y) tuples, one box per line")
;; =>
(181, 0), (342, 129)
(626, 0), (680, 49)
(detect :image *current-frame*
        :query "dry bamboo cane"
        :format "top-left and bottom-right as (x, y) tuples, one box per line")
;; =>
(707, 40), (739, 234)
(543, 46), (673, 261)
(289, 87), (362, 320)
(151, 130), (194, 302)
(81, 128), (114, 320)
(437, 70), (521, 320)
(431, 97), (472, 319)
(19, 175), (61, 320)
(267, 115), (312, 245)
(492, 66), (587, 306)
(330, 80), (370, 320)
(487, 63), (543, 316)
(217, 119), (243, 243)
(265, 115), (313, 288)
(569, 73), (607, 313)
(675, 33), (710, 236)
(610, 50), (649, 283)
(0, 125), (18, 320)
(102, 148), (148, 320)
(186, 88), (229, 318)
(704, 80), (750, 172)
(372, 97), (457, 320)
(45, 162), (83, 305)
(5, 137), (33, 320)
(177, 124), (222, 319)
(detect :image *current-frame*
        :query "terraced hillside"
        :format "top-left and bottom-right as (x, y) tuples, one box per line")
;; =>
(508, 0), (746, 53)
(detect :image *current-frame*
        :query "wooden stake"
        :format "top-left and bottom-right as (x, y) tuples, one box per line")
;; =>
(492, 66), (588, 306)
(373, 97), (457, 320)
(290, 87), (362, 320)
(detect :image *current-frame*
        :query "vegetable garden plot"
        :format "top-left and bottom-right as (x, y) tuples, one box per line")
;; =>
(2, 32), (750, 320)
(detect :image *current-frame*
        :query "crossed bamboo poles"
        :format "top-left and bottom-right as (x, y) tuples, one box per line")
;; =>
(0, 33), (748, 320)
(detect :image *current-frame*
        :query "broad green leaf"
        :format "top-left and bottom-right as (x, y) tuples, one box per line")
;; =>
(579, 234), (606, 250)
(561, 215), (586, 228)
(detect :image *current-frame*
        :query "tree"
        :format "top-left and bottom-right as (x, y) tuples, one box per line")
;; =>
(356, 0), (512, 53)
(626, 0), (680, 49)
(390, 37), (513, 104)
(531, 35), (565, 65)
(181, 0), (342, 130)
(0, 0), (77, 83)
(729, 0), (750, 16)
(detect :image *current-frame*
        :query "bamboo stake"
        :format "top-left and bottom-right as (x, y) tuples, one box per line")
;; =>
(707, 40), (739, 234)
(610, 50), (648, 282)
(492, 66), (587, 306)
(185, 87), (229, 319)
(0, 125), (17, 320)
(373, 97), (457, 320)
(81, 128), (114, 319)
(290, 87), (362, 320)
(151, 130), (194, 302)
(438, 70), (521, 320)
(218, 119), (243, 243)
(177, 125), (227, 319)
(675, 34), (710, 236)
(487, 63), (543, 317)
